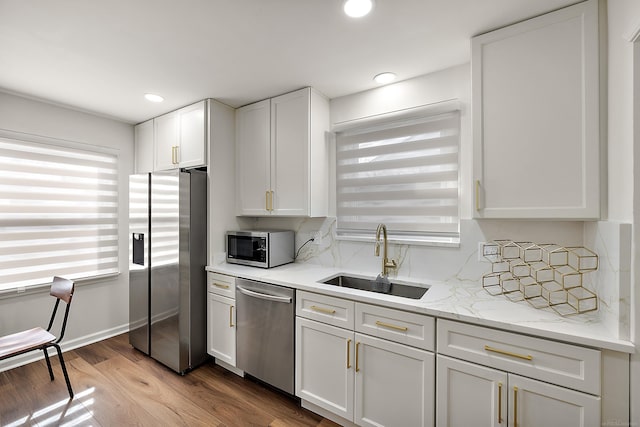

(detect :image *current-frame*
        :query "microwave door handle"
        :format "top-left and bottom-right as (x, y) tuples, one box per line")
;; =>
(236, 286), (292, 304)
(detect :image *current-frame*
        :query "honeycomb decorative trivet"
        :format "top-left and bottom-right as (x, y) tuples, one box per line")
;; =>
(481, 240), (598, 316)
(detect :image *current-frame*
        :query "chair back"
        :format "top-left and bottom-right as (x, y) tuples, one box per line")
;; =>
(50, 276), (74, 304)
(47, 276), (75, 343)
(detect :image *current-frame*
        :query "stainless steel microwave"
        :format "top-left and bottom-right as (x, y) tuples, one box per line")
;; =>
(226, 230), (295, 268)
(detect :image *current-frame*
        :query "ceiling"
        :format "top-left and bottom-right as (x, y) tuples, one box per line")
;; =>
(0, 0), (579, 124)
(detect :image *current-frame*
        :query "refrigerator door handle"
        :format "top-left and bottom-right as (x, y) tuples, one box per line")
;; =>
(236, 286), (292, 303)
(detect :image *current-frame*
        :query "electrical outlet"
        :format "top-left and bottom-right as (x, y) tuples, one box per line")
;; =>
(477, 241), (499, 261)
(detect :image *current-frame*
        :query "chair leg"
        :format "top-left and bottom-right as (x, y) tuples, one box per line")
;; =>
(52, 344), (74, 399)
(43, 347), (55, 381)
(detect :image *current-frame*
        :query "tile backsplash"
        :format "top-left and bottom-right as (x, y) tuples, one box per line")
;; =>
(222, 216), (630, 340)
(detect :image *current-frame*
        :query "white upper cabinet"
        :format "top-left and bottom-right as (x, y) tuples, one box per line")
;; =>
(153, 100), (207, 171)
(177, 101), (207, 169)
(236, 87), (330, 217)
(134, 119), (154, 174)
(235, 100), (271, 216)
(154, 110), (180, 171)
(472, 0), (600, 219)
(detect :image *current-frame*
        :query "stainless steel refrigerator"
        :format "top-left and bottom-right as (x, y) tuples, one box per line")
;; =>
(128, 169), (207, 374)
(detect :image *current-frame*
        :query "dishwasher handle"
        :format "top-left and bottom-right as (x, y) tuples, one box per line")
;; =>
(237, 285), (292, 303)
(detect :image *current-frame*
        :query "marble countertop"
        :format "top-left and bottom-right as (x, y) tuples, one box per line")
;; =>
(206, 262), (635, 353)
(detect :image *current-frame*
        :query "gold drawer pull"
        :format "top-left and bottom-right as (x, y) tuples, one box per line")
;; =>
(310, 305), (336, 315)
(213, 282), (230, 289)
(229, 305), (234, 327)
(346, 339), (352, 369)
(484, 345), (533, 361)
(355, 342), (360, 372)
(375, 320), (408, 332)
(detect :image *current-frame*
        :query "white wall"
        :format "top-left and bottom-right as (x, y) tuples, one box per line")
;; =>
(207, 99), (240, 265)
(607, 1), (637, 223)
(0, 91), (134, 370)
(606, 0), (640, 424)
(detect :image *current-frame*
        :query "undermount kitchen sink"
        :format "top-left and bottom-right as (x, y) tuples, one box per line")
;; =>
(321, 274), (429, 300)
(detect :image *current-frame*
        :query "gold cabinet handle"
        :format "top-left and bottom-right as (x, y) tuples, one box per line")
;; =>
(513, 386), (518, 427)
(172, 146), (179, 164)
(213, 282), (230, 289)
(270, 190), (274, 211)
(355, 341), (360, 372)
(484, 345), (533, 361)
(498, 382), (503, 424)
(346, 339), (352, 369)
(475, 180), (481, 211)
(375, 320), (408, 332)
(311, 305), (336, 315)
(174, 145), (179, 164)
(229, 305), (234, 327)
(265, 190), (271, 211)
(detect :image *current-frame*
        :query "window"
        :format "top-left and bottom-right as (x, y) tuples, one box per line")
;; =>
(0, 134), (119, 292)
(335, 110), (460, 244)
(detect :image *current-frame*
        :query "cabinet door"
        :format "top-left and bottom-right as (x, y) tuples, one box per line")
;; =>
(236, 99), (271, 215)
(436, 355), (507, 427)
(178, 101), (206, 169)
(472, 0), (599, 219)
(154, 111), (179, 171)
(207, 293), (236, 366)
(509, 374), (600, 427)
(355, 333), (435, 427)
(295, 317), (354, 421)
(271, 88), (310, 216)
(134, 119), (154, 174)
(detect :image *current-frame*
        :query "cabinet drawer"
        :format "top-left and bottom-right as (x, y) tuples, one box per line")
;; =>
(296, 291), (354, 329)
(207, 272), (236, 298)
(356, 303), (435, 352)
(437, 319), (601, 395)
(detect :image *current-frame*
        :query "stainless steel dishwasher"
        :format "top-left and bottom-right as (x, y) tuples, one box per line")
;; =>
(235, 278), (295, 394)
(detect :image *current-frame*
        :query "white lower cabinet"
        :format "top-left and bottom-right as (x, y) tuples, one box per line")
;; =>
(355, 333), (434, 427)
(206, 272), (237, 367)
(437, 355), (600, 427)
(295, 291), (435, 426)
(296, 317), (354, 420)
(436, 355), (507, 427)
(436, 319), (602, 427)
(509, 374), (599, 427)
(207, 293), (236, 366)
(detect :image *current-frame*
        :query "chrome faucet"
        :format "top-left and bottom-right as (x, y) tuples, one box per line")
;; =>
(374, 223), (397, 277)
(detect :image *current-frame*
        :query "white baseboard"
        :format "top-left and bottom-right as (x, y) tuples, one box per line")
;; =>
(0, 323), (130, 373)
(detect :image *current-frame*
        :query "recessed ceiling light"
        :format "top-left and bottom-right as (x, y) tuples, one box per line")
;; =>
(373, 72), (396, 84)
(343, 0), (374, 18)
(144, 93), (164, 103)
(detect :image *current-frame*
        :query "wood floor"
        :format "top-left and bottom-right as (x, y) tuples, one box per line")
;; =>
(0, 333), (340, 427)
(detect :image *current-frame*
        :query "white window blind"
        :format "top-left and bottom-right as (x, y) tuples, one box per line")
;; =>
(336, 111), (460, 243)
(0, 135), (119, 291)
